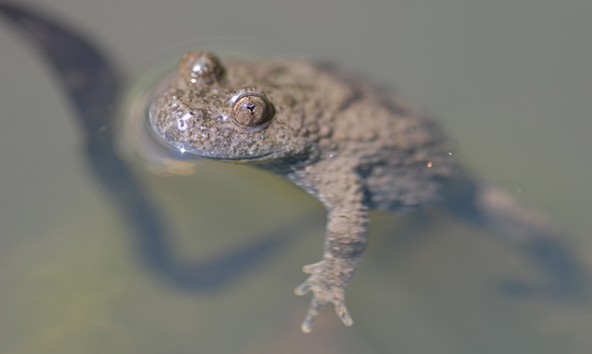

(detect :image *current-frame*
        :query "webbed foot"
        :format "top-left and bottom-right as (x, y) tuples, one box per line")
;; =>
(294, 260), (353, 333)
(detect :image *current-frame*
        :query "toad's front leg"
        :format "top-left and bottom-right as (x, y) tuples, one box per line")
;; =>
(293, 167), (369, 333)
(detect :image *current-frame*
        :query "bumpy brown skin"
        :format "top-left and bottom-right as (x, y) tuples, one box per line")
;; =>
(149, 52), (458, 332)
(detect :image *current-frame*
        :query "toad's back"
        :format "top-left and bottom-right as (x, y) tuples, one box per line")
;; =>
(267, 59), (459, 212)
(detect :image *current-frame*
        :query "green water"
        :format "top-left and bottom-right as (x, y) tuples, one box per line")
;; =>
(1, 1), (591, 353)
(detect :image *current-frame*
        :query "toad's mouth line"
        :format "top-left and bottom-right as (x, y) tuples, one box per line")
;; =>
(148, 125), (275, 164)
(173, 144), (275, 164)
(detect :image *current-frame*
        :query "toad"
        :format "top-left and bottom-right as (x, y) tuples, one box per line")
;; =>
(148, 51), (558, 333)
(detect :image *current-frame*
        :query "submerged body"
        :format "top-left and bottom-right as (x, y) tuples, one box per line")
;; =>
(149, 52), (558, 332)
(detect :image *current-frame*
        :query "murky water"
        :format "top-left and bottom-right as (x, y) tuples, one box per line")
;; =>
(1, 1), (591, 353)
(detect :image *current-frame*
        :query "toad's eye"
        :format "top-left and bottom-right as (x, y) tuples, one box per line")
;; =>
(179, 51), (225, 84)
(230, 92), (274, 131)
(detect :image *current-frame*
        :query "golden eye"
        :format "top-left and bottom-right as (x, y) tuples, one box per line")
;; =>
(231, 93), (274, 130)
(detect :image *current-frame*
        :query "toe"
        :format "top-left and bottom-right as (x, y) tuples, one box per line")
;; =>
(302, 261), (324, 274)
(335, 301), (353, 326)
(301, 297), (322, 333)
(294, 281), (311, 296)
